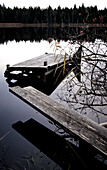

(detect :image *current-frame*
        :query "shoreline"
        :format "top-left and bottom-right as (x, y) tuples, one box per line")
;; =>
(0, 23), (106, 28)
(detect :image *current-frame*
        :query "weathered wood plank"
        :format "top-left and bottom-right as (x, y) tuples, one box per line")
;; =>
(9, 86), (107, 156)
(12, 53), (69, 69)
(6, 53), (71, 74)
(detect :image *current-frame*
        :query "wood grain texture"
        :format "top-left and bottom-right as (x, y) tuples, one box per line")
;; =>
(12, 53), (69, 68)
(9, 86), (107, 156)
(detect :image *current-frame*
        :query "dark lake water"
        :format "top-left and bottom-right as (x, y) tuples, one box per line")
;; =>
(0, 27), (107, 169)
(0, 40), (65, 169)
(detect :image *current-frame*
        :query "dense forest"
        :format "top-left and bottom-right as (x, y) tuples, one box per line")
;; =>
(0, 3), (107, 24)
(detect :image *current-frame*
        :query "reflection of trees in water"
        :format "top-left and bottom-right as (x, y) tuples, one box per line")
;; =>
(0, 26), (106, 44)
(52, 40), (107, 123)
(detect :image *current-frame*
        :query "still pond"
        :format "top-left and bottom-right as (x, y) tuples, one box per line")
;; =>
(0, 27), (107, 169)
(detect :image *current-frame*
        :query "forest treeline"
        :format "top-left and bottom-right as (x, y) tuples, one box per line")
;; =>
(0, 3), (107, 24)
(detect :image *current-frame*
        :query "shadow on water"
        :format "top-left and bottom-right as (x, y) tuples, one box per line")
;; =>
(12, 118), (107, 170)
(12, 118), (80, 170)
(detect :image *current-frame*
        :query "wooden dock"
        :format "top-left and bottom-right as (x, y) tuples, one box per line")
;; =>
(5, 52), (107, 156)
(9, 86), (107, 156)
(5, 53), (70, 71)
(4, 53), (73, 94)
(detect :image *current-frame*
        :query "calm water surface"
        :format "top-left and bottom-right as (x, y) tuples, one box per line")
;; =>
(0, 40), (63, 169)
(0, 40), (107, 169)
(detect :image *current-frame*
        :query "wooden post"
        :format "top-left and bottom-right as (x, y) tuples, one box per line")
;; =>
(6, 64), (10, 69)
(44, 61), (47, 66)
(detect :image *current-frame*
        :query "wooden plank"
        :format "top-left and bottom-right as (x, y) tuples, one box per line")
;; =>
(9, 86), (107, 156)
(6, 53), (70, 73)
(11, 53), (69, 69)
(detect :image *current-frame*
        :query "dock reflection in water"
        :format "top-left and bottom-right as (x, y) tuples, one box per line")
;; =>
(12, 118), (107, 170)
(12, 118), (79, 170)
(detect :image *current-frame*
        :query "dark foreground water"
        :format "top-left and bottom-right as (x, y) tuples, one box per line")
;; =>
(0, 41), (65, 169)
(0, 40), (107, 169)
